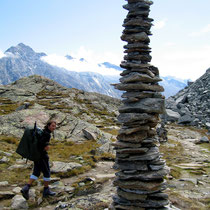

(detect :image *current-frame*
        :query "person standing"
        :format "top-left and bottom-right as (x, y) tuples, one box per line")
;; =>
(21, 120), (57, 200)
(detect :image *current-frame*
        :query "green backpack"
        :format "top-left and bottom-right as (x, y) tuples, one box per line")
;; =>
(16, 122), (43, 161)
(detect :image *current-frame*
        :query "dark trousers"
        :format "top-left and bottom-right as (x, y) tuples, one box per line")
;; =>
(31, 157), (50, 181)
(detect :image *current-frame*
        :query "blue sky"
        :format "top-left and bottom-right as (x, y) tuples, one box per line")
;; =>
(1, 0), (210, 80)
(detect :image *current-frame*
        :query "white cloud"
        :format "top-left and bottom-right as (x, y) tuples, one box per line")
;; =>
(165, 42), (176, 47)
(41, 47), (122, 76)
(71, 46), (122, 66)
(152, 45), (210, 81)
(153, 19), (167, 30)
(189, 24), (210, 37)
(0, 50), (20, 59)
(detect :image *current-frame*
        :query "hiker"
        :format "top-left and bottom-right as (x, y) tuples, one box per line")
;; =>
(21, 120), (57, 200)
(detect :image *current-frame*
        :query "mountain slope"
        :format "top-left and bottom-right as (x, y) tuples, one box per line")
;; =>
(160, 76), (188, 98)
(164, 68), (210, 129)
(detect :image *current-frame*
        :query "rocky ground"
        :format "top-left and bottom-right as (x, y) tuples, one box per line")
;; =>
(160, 124), (210, 209)
(0, 76), (209, 209)
(0, 124), (209, 209)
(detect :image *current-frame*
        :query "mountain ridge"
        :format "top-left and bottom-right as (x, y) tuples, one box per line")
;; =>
(0, 43), (190, 98)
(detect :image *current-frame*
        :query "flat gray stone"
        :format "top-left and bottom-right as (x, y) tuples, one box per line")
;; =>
(120, 61), (152, 69)
(119, 126), (150, 135)
(116, 147), (149, 154)
(121, 91), (162, 99)
(112, 141), (142, 149)
(121, 32), (149, 42)
(119, 98), (165, 114)
(117, 131), (147, 143)
(113, 193), (169, 208)
(115, 82), (164, 92)
(123, 18), (152, 27)
(178, 114), (194, 124)
(119, 147), (160, 161)
(51, 161), (82, 173)
(120, 72), (161, 83)
(118, 113), (157, 124)
(114, 179), (164, 191)
(115, 160), (148, 171)
(116, 169), (167, 181)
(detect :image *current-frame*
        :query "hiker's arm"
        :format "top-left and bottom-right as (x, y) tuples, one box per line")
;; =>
(39, 132), (51, 151)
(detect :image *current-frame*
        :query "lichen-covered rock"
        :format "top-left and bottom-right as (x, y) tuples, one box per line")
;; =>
(11, 195), (28, 209)
(51, 161), (82, 173)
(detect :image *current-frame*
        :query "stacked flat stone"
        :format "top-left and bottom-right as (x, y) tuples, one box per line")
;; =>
(112, 0), (169, 209)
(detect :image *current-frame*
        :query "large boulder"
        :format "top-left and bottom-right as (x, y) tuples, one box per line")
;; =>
(178, 114), (194, 125)
(164, 109), (180, 122)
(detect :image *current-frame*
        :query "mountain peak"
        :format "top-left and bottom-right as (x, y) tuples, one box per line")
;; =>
(17, 42), (29, 48)
(4, 43), (46, 59)
(5, 43), (34, 54)
(65, 55), (74, 60)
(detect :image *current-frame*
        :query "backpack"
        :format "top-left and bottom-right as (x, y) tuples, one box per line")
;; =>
(16, 122), (43, 161)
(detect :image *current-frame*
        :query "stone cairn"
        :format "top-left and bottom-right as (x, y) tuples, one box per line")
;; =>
(111, 0), (169, 209)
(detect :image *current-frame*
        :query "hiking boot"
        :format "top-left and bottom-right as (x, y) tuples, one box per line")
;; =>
(43, 187), (56, 197)
(21, 184), (30, 200)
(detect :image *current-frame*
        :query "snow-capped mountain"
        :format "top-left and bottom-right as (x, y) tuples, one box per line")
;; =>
(160, 76), (188, 98)
(0, 43), (121, 98)
(0, 43), (188, 98)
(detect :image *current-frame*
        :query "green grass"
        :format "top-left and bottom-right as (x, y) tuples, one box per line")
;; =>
(72, 176), (110, 197)
(49, 139), (100, 161)
(0, 97), (20, 115)
(0, 131), (115, 184)
(48, 139), (102, 178)
(37, 90), (69, 98)
(160, 138), (191, 179)
(199, 197), (210, 209)
(169, 191), (206, 210)
(100, 128), (119, 136)
(0, 135), (19, 145)
(0, 135), (33, 184)
(200, 143), (210, 152)
(160, 139), (186, 165)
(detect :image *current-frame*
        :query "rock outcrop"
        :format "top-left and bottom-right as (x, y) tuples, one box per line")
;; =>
(111, 0), (169, 209)
(0, 75), (120, 154)
(0, 75), (121, 209)
(164, 68), (210, 130)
